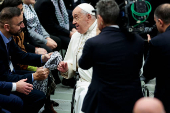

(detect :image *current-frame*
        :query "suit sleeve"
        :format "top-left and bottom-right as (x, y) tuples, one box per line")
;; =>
(0, 81), (12, 95)
(79, 39), (93, 70)
(10, 39), (42, 67)
(143, 41), (158, 80)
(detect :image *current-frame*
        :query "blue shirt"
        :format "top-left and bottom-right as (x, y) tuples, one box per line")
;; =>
(0, 31), (12, 52)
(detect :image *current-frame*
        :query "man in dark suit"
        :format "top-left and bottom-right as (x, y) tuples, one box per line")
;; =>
(143, 3), (170, 113)
(0, 79), (33, 113)
(79, 0), (144, 113)
(0, 7), (51, 113)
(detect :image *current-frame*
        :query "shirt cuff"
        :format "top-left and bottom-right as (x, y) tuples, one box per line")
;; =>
(32, 74), (34, 82)
(41, 55), (43, 63)
(12, 83), (16, 91)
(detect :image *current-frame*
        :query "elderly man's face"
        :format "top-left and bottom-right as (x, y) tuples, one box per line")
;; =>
(72, 7), (89, 34)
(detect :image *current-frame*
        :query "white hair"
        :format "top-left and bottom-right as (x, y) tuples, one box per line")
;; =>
(81, 9), (96, 20)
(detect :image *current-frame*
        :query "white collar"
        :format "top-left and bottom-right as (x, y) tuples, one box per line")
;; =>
(108, 25), (119, 28)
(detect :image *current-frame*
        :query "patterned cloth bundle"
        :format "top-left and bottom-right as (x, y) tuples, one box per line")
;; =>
(33, 51), (62, 94)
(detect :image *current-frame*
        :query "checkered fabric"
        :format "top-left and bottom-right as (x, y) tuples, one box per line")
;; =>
(51, 0), (69, 30)
(23, 4), (43, 35)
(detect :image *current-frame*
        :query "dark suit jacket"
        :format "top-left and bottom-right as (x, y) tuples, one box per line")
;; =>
(0, 35), (42, 84)
(81, 0), (99, 7)
(79, 27), (144, 113)
(63, 0), (81, 10)
(81, 0), (124, 7)
(143, 26), (170, 113)
(34, 0), (70, 37)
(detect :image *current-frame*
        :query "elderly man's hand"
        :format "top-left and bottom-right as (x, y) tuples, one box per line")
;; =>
(33, 67), (49, 81)
(16, 78), (33, 95)
(57, 61), (68, 73)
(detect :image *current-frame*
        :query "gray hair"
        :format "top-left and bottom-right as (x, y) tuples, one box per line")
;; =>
(81, 9), (96, 20)
(96, 0), (120, 25)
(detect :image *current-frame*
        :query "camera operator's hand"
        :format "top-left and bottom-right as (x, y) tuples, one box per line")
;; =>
(33, 67), (49, 81)
(147, 34), (151, 43)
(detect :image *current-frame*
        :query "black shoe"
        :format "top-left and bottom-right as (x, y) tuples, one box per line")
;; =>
(41, 103), (57, 113)
(50, 100), (59, 107)
(62, 78), (76, 88)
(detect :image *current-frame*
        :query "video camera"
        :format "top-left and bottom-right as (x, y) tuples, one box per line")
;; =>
(119, 0), (156, 34)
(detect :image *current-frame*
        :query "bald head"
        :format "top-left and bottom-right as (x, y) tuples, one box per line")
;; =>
(154, 3), (170, 25)
(133, 97), (165, 113)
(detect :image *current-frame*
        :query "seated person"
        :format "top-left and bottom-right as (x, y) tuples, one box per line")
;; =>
(34, 0), (77, 50)
(22, 0), (61, 53)
(0, 7), (51, 113)
(57, 3), (99, 113)
(0, 1), (61, 112)
(14, 0), (62, 86)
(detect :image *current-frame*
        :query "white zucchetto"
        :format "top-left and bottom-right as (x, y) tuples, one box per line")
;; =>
(78, 3), (95, 16)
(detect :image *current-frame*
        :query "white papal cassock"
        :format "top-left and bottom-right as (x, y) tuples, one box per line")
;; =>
(61, 20), (97, 113)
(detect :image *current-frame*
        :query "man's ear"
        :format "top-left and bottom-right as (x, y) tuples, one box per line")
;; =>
(87, 14), (92, 20)
(4, 24), (10, 31)
(158, 19), (164, 27)
(98, 15), (104, 25)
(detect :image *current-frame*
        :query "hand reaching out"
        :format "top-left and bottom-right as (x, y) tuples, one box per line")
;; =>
(57, 61), (68, 73)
